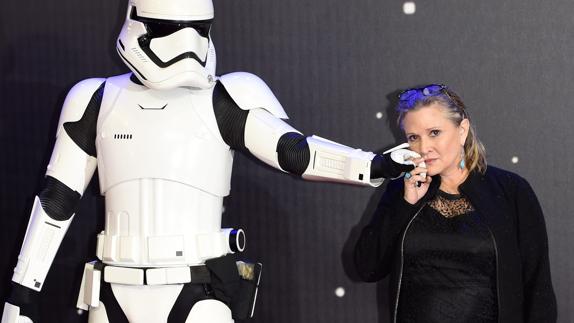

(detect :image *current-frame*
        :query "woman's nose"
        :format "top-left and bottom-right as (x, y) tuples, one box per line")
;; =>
(419, 137), (431, 156)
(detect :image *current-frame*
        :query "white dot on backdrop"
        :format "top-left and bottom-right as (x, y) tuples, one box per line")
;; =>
(335, 287), (346, 298)
(511, 156), (519, 164)
(376, 112), (383, 119)
(403, 2), (416, 15)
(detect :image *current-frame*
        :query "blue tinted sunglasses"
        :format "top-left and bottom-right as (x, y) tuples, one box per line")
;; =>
(398, 84), (447, 103)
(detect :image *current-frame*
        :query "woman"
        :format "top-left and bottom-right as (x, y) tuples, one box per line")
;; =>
(354, 84), (556, 323)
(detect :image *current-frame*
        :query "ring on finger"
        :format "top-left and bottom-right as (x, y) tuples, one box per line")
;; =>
(404, 172), (412, 180)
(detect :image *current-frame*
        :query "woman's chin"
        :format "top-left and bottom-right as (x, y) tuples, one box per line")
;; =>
(425, 166), (440, 177)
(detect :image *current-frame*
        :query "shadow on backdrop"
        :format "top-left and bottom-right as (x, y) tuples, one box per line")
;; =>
(340, 89), (407, 323)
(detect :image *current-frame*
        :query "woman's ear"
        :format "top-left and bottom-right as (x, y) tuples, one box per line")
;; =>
(459, 118), (470, 145)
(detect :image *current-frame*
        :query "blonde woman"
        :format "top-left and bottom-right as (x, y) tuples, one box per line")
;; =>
(354, 84), (556, 323)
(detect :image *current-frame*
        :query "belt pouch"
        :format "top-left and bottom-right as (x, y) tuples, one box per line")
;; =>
(205, 255), (263, 321)
(232, 261), (263, 320)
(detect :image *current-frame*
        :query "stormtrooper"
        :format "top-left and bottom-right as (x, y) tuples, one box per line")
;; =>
(1, 0), (416, 322)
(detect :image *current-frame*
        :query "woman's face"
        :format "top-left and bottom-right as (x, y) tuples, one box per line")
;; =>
(402, 103), (469, 177)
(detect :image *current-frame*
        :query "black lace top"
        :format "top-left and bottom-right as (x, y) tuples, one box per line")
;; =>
(397, 190), (498, 323)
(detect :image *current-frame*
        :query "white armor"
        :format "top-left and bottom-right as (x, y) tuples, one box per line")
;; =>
(1, 0), (411, 322)
(95, 74), (235, 267)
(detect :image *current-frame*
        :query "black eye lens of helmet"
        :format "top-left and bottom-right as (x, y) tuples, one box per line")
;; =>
(130, 7), (212, 38)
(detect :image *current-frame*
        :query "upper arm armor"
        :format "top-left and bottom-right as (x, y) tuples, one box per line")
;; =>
(55, 78), (106, 139)
(46, 78), (105, 194)
(218, 72), (288, 119)
(216, 72), (299, 169)
(63, 81), (105, 157)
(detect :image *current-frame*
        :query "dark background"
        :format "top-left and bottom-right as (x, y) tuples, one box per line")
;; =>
(1, 0), (573, 322)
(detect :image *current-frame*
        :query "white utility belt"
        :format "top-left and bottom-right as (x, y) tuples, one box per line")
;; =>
(76, 262), (211, 310)
(102, 264), (211, 286)
(95, 229), (246, 264)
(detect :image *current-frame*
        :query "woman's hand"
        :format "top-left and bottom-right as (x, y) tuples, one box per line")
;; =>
(403, 157), (431, 205)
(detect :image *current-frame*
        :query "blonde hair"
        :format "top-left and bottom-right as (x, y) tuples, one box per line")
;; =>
(396, 87), (487, 174)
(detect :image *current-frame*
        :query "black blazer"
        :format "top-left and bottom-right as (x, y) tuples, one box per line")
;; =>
(354, 166), (557, 323)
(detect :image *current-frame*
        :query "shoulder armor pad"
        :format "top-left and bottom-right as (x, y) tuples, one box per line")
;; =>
(218, 72), (288, 119)
(105, 73), (133, 88)
(57, 78), (106, 134)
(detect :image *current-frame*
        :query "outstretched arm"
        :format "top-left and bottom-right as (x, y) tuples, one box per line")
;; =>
(213, 72), (412, 187)
(2, 79), (104, 323)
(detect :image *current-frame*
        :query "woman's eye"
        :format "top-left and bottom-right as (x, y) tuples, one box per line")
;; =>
(407, 135), (418, 142)
(430, 129), (441, 136)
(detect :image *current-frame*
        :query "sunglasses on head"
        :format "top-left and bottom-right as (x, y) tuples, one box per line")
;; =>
(398, 84), (447, 103)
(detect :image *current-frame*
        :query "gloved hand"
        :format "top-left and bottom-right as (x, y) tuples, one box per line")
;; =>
(2, 283), (39, 323)
(370, 153), (415, 179)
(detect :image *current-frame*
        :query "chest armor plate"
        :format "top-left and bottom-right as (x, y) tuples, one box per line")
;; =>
(96, 75), (233, 196)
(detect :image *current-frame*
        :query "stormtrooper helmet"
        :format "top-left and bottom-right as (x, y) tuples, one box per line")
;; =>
(116, 0), (217, 90)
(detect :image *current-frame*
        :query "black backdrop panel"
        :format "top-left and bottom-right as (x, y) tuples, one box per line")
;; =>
(1, 0), (572, 322)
